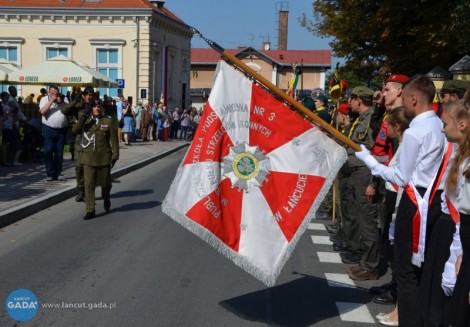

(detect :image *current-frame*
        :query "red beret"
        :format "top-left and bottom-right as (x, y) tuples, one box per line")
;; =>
(385, 74), (410, 85)
(337, 103), (350, 115)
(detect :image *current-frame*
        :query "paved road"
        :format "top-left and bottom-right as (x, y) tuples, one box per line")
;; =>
(0, 140), (188, 228)
(0, 149), (392, 326)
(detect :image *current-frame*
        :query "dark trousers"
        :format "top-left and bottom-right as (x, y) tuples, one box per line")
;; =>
(383, 190), (398, 270)
(339, 175), (363, 253)
(171, 121), (179, 139)
(42, 125), (67, 178)
(180, 125), (188, 140)
(141, 124), (149, 141)
(151, 121), (157, 140)
(84, 164), (111, 213)
(395, 187), (442, 327)
(349, 168), (380, 271)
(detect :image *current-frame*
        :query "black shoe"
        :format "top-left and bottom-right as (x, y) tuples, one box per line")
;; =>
(372, 290), (396, 305)
(340, 252), (361, 264)
(83, 211), (95, 220)
(104, 198), (111, 213)
(369, 282), (393, 295)
(75, 188), (85, 202)
(316, 212), (331, 220)
(325, 224), (339, 234)
(329, 233), (342, 243)
(333, 242), (348, 252)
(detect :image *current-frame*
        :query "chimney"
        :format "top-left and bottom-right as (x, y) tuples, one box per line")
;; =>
(149, 0), (165, 9)
(278, 9), (288, 50)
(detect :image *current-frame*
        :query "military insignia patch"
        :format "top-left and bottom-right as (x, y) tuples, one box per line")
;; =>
(379, 130), (386, 140)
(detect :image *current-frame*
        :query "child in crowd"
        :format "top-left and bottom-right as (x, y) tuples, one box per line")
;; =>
(157, 116), (163, 141)
(163, 116), (170, 141)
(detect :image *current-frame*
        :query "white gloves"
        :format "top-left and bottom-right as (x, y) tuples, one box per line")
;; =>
(354, 144), (379, 170)
(354, 144), (370, 161)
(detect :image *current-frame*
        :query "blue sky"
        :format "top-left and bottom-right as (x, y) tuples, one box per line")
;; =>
(165, 0), (342, 67)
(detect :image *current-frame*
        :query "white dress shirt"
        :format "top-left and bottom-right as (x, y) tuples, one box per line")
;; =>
(39, 96), (68, 129)
(441, 158), (470, 295)
(364, 110), (445, 188)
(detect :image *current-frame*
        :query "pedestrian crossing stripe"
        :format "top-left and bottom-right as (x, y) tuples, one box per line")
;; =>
(324, 273), (356, 288)
(316, 251), (342, 263)
(310, 235), (333, 245)
(335, 302), (375, 323)
(308, 222), (326, 230)
(311, 224), (377, 325)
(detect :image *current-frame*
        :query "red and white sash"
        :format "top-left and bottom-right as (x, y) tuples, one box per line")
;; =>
(445, 194), (460, 224)
(405, 142), (453, 267)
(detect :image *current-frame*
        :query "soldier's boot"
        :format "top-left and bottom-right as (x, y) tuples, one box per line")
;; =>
(104, 198), (111, 213)
(83, 211), (95, 220)
(75, 188), (85, 202)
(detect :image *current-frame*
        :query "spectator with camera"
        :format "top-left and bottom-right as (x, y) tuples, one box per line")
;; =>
(39, 86), (68, 181)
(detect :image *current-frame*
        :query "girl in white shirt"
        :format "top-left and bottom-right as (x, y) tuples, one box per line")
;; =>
(443, 99), (470, 327)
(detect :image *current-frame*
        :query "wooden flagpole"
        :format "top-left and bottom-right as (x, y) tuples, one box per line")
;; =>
(191, 27), (361, 152)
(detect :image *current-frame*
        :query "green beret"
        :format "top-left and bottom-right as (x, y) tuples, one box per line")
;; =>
(315, 95), (329, 104)
(351, 86), (375, 101)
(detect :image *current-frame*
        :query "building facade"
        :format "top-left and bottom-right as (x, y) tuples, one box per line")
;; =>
(0, 0), (191, 108)
(190, 47), (332, 109)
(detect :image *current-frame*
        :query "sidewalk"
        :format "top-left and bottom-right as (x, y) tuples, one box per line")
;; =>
(0, 140), (189, 228)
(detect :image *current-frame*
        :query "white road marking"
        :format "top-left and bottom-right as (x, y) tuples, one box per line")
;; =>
(311, 235), (333, 245)
(308, 223), (326, 230)
(325, 273), (356, 288)
(317, 251), (342, 263)
(335, 301), (375, 323)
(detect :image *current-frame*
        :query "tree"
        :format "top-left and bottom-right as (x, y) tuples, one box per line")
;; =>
(300, 0), (470, 78)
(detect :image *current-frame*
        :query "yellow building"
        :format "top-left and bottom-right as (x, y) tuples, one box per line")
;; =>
(0, 0), (192, 108)
(449, 55), (470, 82)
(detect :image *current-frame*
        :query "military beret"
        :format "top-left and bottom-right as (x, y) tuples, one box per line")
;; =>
(315, 95), (329, 104)
(385, 74), (410, 85)
(441, 80), (470, 97)
(91, 98), (102, 106)
(82, 86), (94, 95)
(337, 103), (350, 115)
(351, 86), (375, 100)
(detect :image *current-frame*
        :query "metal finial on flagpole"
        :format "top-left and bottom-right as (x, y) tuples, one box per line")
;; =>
(190, 27), (361, 152)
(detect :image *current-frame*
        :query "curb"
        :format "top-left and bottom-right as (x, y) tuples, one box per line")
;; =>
(0, 143), (189, 229)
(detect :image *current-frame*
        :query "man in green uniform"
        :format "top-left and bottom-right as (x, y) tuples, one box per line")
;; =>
(73, 98), (119, 220)
(62, 86), (94, 202)
(345, 86), (380, 281)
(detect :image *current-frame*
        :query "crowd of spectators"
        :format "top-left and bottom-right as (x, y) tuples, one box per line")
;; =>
(0, 87), (202, 168)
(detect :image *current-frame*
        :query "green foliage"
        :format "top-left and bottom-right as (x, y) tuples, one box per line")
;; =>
(300, 0), (470, 77)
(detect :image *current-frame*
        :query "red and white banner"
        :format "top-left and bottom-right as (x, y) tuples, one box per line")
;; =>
(163, 61), (346, 286)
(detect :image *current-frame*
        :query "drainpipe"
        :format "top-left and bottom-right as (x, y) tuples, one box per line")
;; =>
(135, 16), (140, 105)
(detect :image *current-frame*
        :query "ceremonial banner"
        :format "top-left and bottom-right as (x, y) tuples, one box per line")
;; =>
(163, 61), (347, 286)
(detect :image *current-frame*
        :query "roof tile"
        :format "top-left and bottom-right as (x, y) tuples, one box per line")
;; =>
(191, 48), (331, 66)
(0, 0), (153, 8)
